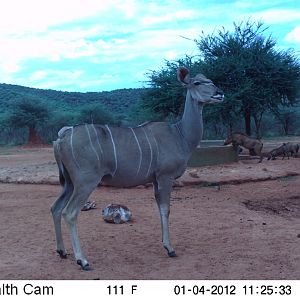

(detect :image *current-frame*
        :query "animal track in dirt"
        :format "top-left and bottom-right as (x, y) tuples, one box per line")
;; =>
(243, 196), (300, 218)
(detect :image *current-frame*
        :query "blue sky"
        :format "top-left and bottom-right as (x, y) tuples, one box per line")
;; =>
(0, 0), (299, 92)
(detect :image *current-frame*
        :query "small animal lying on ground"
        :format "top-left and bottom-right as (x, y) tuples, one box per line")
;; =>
(268, 142), (299, 160)
(102, 204), (132, 224)
(81, 201), (96, 211)
(224, 132), (263, 162)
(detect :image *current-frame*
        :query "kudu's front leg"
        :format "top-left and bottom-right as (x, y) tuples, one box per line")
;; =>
(153, 176), (176, 257)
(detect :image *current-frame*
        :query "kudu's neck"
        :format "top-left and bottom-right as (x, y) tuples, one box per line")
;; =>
(176, 91), (204, 153)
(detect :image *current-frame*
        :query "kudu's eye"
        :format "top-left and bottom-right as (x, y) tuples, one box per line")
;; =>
(194, 81), (201, 86)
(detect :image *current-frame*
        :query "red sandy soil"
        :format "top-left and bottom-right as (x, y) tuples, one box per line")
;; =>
(0, 147), (299, 280)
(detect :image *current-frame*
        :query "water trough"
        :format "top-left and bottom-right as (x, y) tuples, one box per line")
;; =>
(188, 140), (238, 167)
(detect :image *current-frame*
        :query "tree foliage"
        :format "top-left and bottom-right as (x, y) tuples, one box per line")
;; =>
(79, 104), (115, 124)
(139, 20), (300, 138)
(6, 99), (49, 130)
(5, 98), (50, 144)
(195, 20), (300, 137)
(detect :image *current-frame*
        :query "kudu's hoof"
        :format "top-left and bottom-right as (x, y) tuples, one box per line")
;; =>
(77, 260), (92, 271)
(56, 250), (67, 259)
(168, 251), (177, 257)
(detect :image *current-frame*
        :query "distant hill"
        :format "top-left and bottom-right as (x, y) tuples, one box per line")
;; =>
(0, 83), (146, 116)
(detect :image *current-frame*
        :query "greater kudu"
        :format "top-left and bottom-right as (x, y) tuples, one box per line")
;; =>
(51, 67), (224, 270)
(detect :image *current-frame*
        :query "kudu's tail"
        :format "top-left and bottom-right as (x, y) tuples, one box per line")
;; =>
(53, 141), (64, 186)
(58, 166), (65, 186)
(53, 139), (69, 187)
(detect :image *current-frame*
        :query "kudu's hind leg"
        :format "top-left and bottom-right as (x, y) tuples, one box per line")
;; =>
(153, 176), (176, 257)
(51, 179), (73, 258)
(62, 178), (100, 271)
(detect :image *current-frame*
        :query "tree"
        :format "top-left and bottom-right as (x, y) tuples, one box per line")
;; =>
(43, 110), (81, 143)
(6, 99), (49, 144)
(78, 104), (115, 124)
(195, 20), (300, 137)
(271, 104), (300, 135)
(140, 21), (300, 138)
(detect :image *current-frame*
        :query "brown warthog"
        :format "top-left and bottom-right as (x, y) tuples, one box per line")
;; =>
(224, 132), (263, 162)
(268, 142), (299, 160)
(285, 142), (299, 158)
(267, 143), (288, 160)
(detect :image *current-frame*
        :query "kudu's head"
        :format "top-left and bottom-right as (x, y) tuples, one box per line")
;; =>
(177, 67), (224, 104)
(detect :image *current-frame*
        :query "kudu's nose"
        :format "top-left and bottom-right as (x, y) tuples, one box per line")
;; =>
(212, 87), (224, 102)
(216, 87), (224, 96)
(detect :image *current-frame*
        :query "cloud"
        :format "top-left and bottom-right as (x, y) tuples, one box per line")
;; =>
(252, 9), (300, 24)
(30, 69), (84, 82)
(0, 0), (133, 35)
(24, 69), (127, 92)
(78, 74), (121, 89)
(1, 0), (299, 92)
(142, 9), (198, 26)
(234, 0), (294, 9)
(22, 69), (85, 91)
(0, 26), (106, 78)
(0, 0), (210, 91)
(285, 26), (300, 44)
(0, 60), (20, 74)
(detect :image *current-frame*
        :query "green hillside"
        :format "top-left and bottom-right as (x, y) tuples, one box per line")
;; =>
(0, 83), (148, 145)
(0, 83), (145, 116)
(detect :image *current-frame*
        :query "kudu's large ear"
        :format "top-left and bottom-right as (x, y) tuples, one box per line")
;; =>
(177, 67), (190, 85)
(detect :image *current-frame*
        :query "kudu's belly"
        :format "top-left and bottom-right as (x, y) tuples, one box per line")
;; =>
(101, 171), (154, 188)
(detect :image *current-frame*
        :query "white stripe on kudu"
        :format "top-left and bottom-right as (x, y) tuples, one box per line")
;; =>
(85, 124), (100, 162)
(92, 124), (103, 155)
(105, 125), (118, 176)
(149, 128), (159, 165)
(142, 127), (153, 177)
(70, 127), (80, 169)
(130, 127), (143, 175)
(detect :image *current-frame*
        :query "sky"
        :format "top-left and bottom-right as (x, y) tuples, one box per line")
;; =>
(0, 0), (299, 92)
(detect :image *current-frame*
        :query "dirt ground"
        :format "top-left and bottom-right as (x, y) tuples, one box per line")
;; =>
(0, 146), (299, 280)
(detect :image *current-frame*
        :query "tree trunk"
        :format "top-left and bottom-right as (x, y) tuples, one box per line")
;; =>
(28, 127), (44, 145)
(253, 112), (263, 139)
(283, 120), (289, 136)
(229, 123), (233, 135)
(244, 109), (251, 136)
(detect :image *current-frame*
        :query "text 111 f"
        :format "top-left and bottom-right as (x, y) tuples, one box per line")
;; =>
(107, 285), (138, 295)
